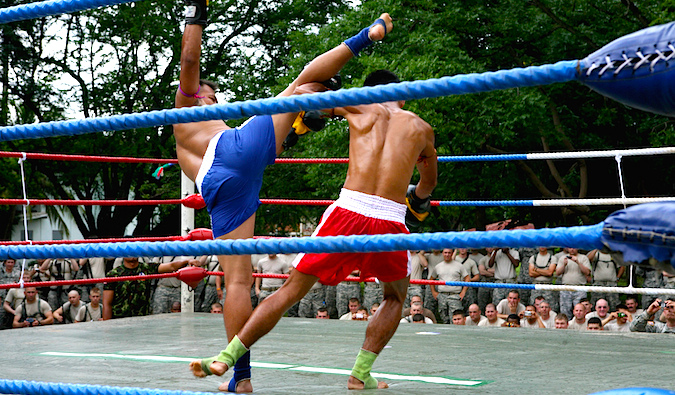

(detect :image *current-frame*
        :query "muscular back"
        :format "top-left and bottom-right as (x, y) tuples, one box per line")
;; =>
(342, 103), (435, 204)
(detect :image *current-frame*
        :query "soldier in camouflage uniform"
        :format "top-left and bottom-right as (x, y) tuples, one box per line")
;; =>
(103, 257), (198, 319)
(0, 259), (21, 328)
(324, 285), (338, 319)
(423, 250), (444, 318)
(298, 282), (325, 318)
(635, 266), (664, 309)
(404, 251), (426, 308)
(516, 247), (537, 308)
(363, 281), (383, 311)
(40, 258), (80, 310)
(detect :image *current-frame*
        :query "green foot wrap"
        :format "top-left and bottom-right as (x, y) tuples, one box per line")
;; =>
(351, 349), (379, 389)
(200, 335), (249, 375)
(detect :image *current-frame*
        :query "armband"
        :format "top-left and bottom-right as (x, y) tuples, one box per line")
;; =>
(343, 19), (387, 56)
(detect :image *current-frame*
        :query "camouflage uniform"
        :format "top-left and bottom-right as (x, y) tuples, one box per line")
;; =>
(336, 281), (361, 317)
(516, 248), (537, 307)
(104, 262), (159, 318)
(324, 285), (338, 319)
(636, 267), (664, 309)
(0, 263), (20, 329)
(363, 282), (383, 310)
(200, 256), (223, 313)
(437, 293), (463, 324)
(404, 285), (424, 308)
(298, 283), (325, 318)
(46, 259), (78, 310)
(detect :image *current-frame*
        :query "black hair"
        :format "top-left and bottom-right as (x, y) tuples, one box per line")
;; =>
(452, 309), (465, 316)
(616, 303), (628, 310)
(588, 317), (602, 326)
(412, 313), (425, 322)
(200, 79), (218, 92)
(364, 69), (400, 87)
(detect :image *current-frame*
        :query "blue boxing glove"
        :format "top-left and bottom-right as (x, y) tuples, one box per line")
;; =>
(405, 185), (431, 231)
(184, 0), (208, 26)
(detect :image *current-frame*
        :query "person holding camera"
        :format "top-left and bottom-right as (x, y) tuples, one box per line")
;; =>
(12, 287), (53, 328)
(555, 247), (592, 319)
(630, 298), (675, 333)
(519, 305), (545, 328)
(601, 303), (631, 332)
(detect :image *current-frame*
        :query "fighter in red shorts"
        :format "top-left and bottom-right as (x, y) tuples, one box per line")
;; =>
(190, 68), (437, 390)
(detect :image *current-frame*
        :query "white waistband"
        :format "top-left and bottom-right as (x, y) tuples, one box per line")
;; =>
(195, 131), (224, 194)
(335, 189), (407, 224)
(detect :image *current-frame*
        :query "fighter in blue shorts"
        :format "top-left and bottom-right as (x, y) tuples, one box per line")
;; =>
(174, 1), (394, 391)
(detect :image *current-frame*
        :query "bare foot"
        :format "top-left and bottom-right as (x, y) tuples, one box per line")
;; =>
(217, 379), (253, 393)
(368, 13), (394, 42)
(189, 360), (229, 378)
(347, 375), (389, 390)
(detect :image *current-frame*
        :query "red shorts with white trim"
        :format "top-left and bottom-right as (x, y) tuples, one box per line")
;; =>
(293, 189), (411, 286)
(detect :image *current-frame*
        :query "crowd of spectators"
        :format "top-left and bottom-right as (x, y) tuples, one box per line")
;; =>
(1, 247), (673, 333)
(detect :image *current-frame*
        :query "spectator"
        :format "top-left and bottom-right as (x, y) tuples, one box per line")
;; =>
(200, 255), (223, 313)
(0, 258), (21, 327)
(496, 290), (526, 320)
(353, 306), (369, 321)
(423, 250), (444, 318)
(210, 302), (223, 314)
(339, 298), (361, 320)
(76, 257), (108, 303)
(411, 314), (427, 323)
(451, 310), (466, 325)
(477, 248), (495, 311)
(587, 317), (603, 331)
(602, 303), (631, 332)
(487, 248), (520, 304)
(298, 282), (325, 318)
(103, 256), (198, 320)
(478, 303), (505, 327)
(40, 258), (79, 310)
(520, 305), (544, 328)
(12, 287), (53, 328)
(502, 314), (521, 327)
(255, 253), (292, 305)
(630, 298), (675, 333)
(454, 248), (479, 311)
(586, 299), (610, 321)
(53, 289), (84, 324)
(517, 247), (537, 311)
(400, 303), (433, 324)
(587, 249), (623, 310)
(625, 295), (644, 317)
(336, 269), (361, 318)
(75, 287), (103, 322)
(537, 301), (556, 328)
(554, 313), (569, 329)
(401, 295), (437, 323)
(580, 298), (593, 316)
(170, 301), (182, 313)
(528, 247), (558, 312)
(315, 307), (330, 319)
(369, 303), (380, 318)
(404, 251), (427, 307)
(568, 303), (588, 331)
(556, 248), (591, 319)
(635, 267), (664, 310)
(430, 248), (469, 324)
(2, 272), (32, 329)
(154, 256), (206, 314)
(465, 303), (487, 326)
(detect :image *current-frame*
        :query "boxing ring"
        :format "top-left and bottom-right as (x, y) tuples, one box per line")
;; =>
(2, 313), (675, 395)
(2, 0), (675, 394)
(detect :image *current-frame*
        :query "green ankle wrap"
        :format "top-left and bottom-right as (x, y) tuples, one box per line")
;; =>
(223, 335), (249, 366)
(350, 349), (379, 389)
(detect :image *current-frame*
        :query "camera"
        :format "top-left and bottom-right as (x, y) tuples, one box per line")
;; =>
(524, 311), (533, 317)
(25, 318), (35, 325)
(661, 301), (667, 309)
(617, 312), (626, 318)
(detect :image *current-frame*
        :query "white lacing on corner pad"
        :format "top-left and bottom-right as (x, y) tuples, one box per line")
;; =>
(586, 43), (675, 77)
(603, 226), (675, 245)
(17, 153), (32, 288)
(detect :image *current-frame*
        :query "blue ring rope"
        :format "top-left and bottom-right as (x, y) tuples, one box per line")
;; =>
(0, 60), (578, 142)
(0, 380), (217, 395)
(0, 224), (604, 259)
(0, 0), (137, 24)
